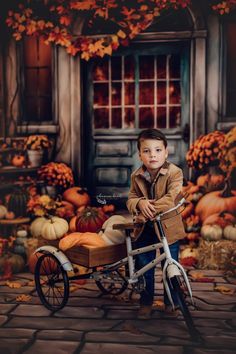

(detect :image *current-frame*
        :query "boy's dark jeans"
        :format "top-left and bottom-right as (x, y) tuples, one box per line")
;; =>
(135, 223), (180, 306)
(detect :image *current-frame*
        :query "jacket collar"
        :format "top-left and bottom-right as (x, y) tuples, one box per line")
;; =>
(134, 160), (169, 179)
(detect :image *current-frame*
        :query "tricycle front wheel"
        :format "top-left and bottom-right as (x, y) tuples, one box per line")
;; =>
(34, 253), (69, 311)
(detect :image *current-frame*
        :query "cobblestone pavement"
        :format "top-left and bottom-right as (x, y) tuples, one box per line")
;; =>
(0, 267), (236, 354)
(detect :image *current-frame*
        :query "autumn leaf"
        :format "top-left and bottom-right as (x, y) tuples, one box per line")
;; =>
(60, 15), (72, 26)
(103, 45), (113, 56)
(13, 32), (22, 41)
(117, 29), (126, 39)
(6, 281), (23, 288)
(214, 285), (235, 295)
(70, 0), (96, 11)
(81, 51), (91, 61)
(16, 294), (32, 302)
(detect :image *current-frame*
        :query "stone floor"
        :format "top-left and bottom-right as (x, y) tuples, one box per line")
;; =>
(0, 266), (236, 354)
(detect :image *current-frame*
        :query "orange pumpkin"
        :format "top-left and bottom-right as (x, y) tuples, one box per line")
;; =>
(28, 253), (57, 274)
(181, 202), (194, 219)
(102, 204), (115, 214)
(195, 189), (236, 222)
(75, 207), (108, 233)
(196, 174), (209, 188)
(63, 187), (90, 208)
(56, 201), (75, 219)
(11, 154), (25, 167)
(69, 215), (77, 232)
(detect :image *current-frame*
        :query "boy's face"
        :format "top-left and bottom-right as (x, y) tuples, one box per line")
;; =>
(139, 139), (168, 174)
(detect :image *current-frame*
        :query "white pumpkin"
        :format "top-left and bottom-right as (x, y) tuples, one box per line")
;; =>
(41, 216), (69, 240)
(223, 225), (236, 241)
(16, 229), (28, 238)
(30, 217), (47, 237)
(201, 224), (223, 241)
(0, 205), (7, 219)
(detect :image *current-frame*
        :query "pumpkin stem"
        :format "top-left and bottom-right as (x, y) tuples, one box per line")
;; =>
(222, 178), (232, 197)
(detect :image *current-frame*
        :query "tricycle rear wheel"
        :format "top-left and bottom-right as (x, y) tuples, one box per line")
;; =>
(35, 253), (69, 311)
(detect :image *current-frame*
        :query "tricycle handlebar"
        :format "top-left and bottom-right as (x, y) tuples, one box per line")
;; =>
(155, 197), (186, 220)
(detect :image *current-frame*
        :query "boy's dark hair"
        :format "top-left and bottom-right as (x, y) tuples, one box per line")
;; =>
(137, 129), (167, 150)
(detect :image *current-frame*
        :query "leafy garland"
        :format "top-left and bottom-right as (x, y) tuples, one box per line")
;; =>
(5, 0), (236, 60)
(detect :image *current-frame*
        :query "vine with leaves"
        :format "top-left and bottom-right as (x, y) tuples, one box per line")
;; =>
(5, 0), (236, 60)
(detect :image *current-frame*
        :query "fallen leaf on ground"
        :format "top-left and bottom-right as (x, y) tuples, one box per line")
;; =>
(190, 272), (214, 282)
(153, 299), (165, 308)
(15, 294), (32, 302)
(214, 285), (235, 295)
(6, 281), (23, 288)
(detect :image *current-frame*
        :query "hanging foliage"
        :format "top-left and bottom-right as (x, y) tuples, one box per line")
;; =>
(5, 0), (236, 60)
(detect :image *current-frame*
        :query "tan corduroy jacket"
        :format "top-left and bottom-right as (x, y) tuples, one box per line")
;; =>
(126, 161), (186, 244)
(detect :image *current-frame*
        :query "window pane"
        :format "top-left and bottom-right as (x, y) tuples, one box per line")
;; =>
(25, 97), (38, 121)
(125, 56), (135, 80)
(170, 106), (181, 128)
(39, 98), (52, 121)
(139, 56), (154, 79)
(24, 37), (37, 66)
(157, 107), (166, 128)
(139, 82), (154, 104)
(25, 69), (38, 95)
(226, 23), (236, 117)
(112, 108), (122, 128)
(124, 107), (135, 128)
(169, 55), (180, 78)
(157, 82), (166, 104)
(139, 107), (154, 128)
(125, 82), (135, 105)
(93, 60), (108, 81)
(39, 69), (51, 95)
(112, 83), (121, 105)
(157, 55), (166, 79)
(94, 83), (109, 106)
(39, 37), (51, 66)
(169, 81), (181, 104)
(94, 108), (109, 128)
(111, 57), (121, 80)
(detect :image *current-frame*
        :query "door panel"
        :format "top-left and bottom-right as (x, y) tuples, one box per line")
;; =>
(83, 42), (190, 206)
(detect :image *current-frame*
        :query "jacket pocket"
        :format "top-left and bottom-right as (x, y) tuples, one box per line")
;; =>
(161, 217), (177, 230)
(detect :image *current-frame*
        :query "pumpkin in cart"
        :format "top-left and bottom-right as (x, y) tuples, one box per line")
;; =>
(62, 187), (90, 208)
(7, 189), (29, 217)
(75, 206), (108, 233)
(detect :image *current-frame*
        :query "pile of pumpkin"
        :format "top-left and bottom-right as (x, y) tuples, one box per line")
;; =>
(27, 186), (115, 272)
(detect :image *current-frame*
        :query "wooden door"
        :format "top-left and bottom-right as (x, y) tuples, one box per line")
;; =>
(83, 42), (190, 206)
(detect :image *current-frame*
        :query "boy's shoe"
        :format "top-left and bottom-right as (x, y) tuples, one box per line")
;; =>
(137, 305), (152, 319)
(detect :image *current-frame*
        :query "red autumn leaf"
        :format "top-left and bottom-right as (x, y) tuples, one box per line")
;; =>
(60, 15), (71, 26)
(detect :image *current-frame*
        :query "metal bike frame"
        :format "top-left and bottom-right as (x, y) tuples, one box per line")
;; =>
(94, 198), (194, 309)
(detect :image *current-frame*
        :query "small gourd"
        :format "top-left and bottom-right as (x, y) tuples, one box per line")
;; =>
(0, 205), (7, 219)
(201, 224), (223, 241)
(223, 225), (236, 241)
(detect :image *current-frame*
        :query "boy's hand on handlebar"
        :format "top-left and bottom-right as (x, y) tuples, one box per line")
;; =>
(137, 199), (156, 219)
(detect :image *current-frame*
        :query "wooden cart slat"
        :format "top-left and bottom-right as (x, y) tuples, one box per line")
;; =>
(38, 238), (127, 268)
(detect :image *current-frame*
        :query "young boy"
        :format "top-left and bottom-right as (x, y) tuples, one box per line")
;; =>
(127, 128), (186, 319)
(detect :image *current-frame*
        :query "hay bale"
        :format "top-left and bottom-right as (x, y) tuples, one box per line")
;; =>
(198, 239), (236, 270)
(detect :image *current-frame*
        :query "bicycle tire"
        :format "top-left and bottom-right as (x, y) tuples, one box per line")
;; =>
(170, 275), (201, 340)
(35, 253), (69, 311)
(95, 267), (128, 295)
